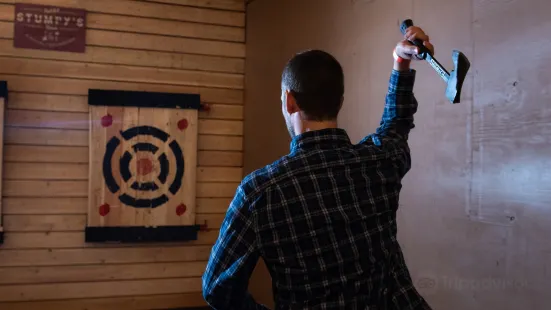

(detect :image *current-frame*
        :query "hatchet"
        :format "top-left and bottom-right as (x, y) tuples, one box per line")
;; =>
(400, 19), (471, 104)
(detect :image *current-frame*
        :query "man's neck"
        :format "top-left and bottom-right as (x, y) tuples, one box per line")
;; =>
(294, 120), (338, 135)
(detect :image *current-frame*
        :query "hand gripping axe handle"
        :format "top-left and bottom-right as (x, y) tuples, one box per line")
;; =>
(400, 19), (471, 104)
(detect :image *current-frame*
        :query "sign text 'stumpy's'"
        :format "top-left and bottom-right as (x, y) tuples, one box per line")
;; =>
(13, 3), (87, 53)
(16, 10), (85, 28)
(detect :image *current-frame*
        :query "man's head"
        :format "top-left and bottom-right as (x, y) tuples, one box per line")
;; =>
(281, 50), (344, 138)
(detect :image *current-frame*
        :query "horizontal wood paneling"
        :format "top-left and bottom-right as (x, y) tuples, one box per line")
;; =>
(2, 197), (231, 215)
(8, 93), (88, 113)
(0, 4), (244, 42)
(5, 109), (243, 135)
(196, 167), (243, 182)
(0, 277), (202, 301)
(0, 74), (243, 104)
(4, 146), (89, 163)
(0, 246), (212, 267)
(1, 230), (219, 249)
(0, 0), (245, 24)
(3, 163), (89, 181)
(195, 198), (233, 213)
(5, 127), (242, 150)
(0, 292), (207, 310)
(3, 181), (238, 198)
(0, 21), (245, 58)
(4, 145), (242, 167)
(0, 40), (244, 74)
(198, 150), (243, 166)
(86, 13), (244, 42)
(5, 127), (88, 146)
(7, 93), (244, 119)
(0, 57), (244, 90)
(198, 135), (243, 151)
(2, 214), (225, 232)
(0, 261), (208, 284)
(3, 198), (88, 215)
(3, 215), (85, 232)
(137, 0), (245, 11)
(0, 0), (243, 305)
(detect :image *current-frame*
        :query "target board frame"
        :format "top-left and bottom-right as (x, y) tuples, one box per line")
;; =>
(86, 89), (201, 243)
(0, 81), (7, 245)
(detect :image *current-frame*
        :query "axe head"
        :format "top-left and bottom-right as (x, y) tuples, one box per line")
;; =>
(446, 50), (471, 104)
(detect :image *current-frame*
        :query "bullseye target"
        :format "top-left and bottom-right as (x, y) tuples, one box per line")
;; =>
(86, 89), (201, 243)
(103, 125), (184, 209)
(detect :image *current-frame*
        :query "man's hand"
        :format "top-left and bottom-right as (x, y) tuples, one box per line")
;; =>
(396, 26), (434, 60)
(393, 26), (434, 71)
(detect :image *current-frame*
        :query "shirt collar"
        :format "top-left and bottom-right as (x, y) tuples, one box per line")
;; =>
(290, 128), (351, 152)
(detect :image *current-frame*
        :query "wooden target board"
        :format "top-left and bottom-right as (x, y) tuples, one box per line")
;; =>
(0, 81), (6, 245)
(86, 89), (201, 243)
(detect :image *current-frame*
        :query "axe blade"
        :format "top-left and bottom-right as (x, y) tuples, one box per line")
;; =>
(446, 50), (471, 104)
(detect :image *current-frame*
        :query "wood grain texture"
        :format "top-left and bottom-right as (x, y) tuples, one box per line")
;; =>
(0, 246), (212, 267)
(0, 57), (244, 90)
(0, 277), (202, 301)
(7, 93), (244, 119)
(4, 145), (242, 166)
(2, 198), (88, 215)
(0, 40), (244, 74)
(136, 0), (245, 11)
(0, 261), (208, 284)
(5, 127), (242, 150)
(8, 93), (88, 112)
(0, 21), (245, 58)
(2, 214), (224, 232)
(1, 230), (219, 249)
(3, 181), (237, 198)
(0, 0), (244, 305)
(0, 292), (207, 310)
(4, 109), (243, 135)
(0, 4), (244, 41)
(0, 0), (245, 25)
(0, 74), (243, 104)
(2, 197), (230, 215)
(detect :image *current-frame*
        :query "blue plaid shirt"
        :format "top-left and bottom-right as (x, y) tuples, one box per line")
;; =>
(203, 69), (431, 309)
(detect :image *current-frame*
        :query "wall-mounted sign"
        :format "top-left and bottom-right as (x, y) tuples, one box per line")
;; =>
(14, 3), (86, 53)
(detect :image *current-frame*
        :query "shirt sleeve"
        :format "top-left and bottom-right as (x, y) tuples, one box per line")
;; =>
(202, 185), (267, 310)
(360, 69), (418, 176)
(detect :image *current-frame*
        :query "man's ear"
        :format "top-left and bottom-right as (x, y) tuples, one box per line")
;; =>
(285, 90), (300, 114)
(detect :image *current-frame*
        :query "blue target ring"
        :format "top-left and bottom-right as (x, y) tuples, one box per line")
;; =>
(102, 125), (184, 209)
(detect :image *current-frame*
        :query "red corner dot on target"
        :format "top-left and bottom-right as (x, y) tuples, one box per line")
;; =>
(101, 114), (113, 127)
(177, 119), (188, 130)
(99, 204), (110, 216)
(176, 204), (187, 216)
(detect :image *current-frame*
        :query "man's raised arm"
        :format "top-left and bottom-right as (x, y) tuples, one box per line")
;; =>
(360, 26), (433, 176)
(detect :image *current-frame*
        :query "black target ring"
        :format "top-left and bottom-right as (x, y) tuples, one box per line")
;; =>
(102, 125), (185, 209)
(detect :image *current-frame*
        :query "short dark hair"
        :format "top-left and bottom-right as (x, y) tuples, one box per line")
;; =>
(281, 50), (344, 121)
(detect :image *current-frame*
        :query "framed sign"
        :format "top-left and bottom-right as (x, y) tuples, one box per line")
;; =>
(14, 3), (86, 53)
(86, 89), (201, 243)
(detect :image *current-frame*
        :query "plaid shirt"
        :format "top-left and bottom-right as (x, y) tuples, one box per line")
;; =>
(203, 69), (431, 310)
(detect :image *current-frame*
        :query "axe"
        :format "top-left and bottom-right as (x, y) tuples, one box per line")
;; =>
(400, 19), (471, 104)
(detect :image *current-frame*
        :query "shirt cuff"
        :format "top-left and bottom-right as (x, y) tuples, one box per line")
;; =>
(388, 69), (416, 94)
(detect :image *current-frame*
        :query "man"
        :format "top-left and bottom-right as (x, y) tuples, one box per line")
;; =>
(203, 26), (434, 309)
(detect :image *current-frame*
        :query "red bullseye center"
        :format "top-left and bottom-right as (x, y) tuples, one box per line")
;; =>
(137, 158), (154, 176)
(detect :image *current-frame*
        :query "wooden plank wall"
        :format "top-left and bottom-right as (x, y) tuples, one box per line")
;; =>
(0, 0), (245, 308)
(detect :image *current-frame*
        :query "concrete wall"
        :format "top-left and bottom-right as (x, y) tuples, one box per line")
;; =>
(245, 0), (551, 309)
